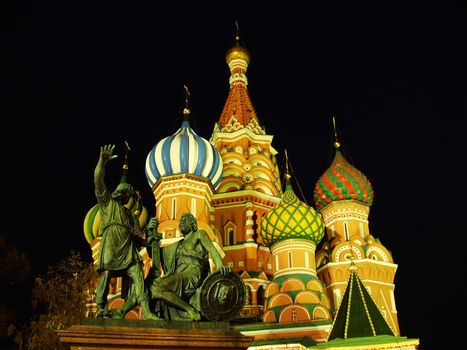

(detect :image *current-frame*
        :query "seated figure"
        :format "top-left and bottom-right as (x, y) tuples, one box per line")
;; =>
(147, 213), (231, 321)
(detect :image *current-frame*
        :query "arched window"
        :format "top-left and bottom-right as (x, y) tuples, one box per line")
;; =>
(223, 221), (237, 246)
(257, 284), (265, 309)
(225, 228), (234, 245)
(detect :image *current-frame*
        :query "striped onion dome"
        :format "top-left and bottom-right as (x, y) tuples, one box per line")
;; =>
(261, 176), (325, 247)
(83, 199), (148, 244)
(313, 149), (374, 209)
(145, 117), (223, 189)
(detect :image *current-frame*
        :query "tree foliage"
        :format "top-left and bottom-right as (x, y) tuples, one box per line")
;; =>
(0, 233), (31, 285)
(0, 233), (31, 348)
(24, 251), (97, 350)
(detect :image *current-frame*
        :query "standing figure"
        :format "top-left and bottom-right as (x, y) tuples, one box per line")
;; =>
(94, 144), (159, 320)
(149, 212), (231, 321)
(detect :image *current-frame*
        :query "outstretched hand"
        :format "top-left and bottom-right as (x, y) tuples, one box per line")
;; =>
(99, 144), (118, 164)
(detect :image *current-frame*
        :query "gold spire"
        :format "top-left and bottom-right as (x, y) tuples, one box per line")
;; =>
(123, 140), (130, 170)
(235, 20), (240, 43)
(284, 149), (292, 184)
(332, 116), (341, 150)
(183, 84), (191, 119)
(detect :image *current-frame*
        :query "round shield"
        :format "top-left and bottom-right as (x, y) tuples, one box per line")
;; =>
(199, 271), (246, 321)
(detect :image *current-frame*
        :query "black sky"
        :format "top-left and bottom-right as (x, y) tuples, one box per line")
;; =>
(5, 1), (467, 348)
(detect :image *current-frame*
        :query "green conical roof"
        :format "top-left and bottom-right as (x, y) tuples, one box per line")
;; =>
(328, 263), (395, 340)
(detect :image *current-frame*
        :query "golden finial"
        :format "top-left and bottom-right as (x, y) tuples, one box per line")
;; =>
(235, 20), (240, 43)
(332, 116), (341, 149)
(123, 140), (130, 170)
(183, 84), (191, 118)
(284, 149), (291, 182)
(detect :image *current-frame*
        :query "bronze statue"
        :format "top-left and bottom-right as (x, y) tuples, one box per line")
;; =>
(149, 213), (231, 321)
(94, 144), (159, 320)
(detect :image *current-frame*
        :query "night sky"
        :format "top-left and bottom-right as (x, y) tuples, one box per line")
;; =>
(5, 2), (466, 348)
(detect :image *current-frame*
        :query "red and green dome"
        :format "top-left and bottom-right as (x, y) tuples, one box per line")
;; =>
(261, 181), (325, 247)
(313, 150), (374, 209)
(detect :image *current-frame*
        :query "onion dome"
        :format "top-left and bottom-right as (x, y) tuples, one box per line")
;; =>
(313, 149), (374, 209)
(225, 37), (250, 64)
(313, 118), (374, 209)
(261, 172), (325, 247)
(145, 92), (223, 190)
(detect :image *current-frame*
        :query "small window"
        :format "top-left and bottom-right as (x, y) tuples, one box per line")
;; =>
(292, 308), (297, 322)
(191, 198), (197, 217)
(171, 198), (177, 220)
(223, 221), (237, 246)
(226, 228), (234, 245)
(344, 222), (349, 240)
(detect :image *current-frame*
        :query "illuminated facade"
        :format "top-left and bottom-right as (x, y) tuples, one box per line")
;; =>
(82, 30), (419, 349)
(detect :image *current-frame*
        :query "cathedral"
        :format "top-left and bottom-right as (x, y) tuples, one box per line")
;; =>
(83, 30), (420, 349)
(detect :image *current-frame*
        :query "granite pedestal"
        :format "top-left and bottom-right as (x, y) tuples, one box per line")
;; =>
(57, 318), (253, 350)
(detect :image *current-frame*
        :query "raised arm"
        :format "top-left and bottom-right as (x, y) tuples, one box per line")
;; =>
(94, 144), (118, 200)
(197, 230), (231, 276)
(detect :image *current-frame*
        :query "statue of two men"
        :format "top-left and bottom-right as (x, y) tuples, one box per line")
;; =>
(94, 144), (231, 321)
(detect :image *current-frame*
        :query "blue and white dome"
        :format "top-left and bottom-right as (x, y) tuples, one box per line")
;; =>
(145, 119), (223, 189)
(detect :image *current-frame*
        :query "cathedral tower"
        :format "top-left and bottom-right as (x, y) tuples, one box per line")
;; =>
(314, 118), (400, 335)
(210, 28), (282, 319)
(145, 91), (223, 245)
(257, 156), (332, 340)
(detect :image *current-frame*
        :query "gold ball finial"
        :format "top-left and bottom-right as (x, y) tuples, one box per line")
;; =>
(182, 85), (191, 119)
(332, 116), (341, 150)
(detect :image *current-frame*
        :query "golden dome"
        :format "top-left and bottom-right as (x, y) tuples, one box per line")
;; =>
(225, 40), (250, 64)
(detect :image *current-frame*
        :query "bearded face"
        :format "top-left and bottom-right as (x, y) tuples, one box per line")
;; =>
(111, 183), (135, 204)
(179, 213), (198, 234)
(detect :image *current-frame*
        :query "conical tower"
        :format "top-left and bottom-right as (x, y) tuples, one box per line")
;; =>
(314, 118), (400, 335)
(210, 25), (282, 320)
(318, 262), (419, 349)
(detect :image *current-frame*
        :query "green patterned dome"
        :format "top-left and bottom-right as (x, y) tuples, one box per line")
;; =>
(261, 181), (325, 247)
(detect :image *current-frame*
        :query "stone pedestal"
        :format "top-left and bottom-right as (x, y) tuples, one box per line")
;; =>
(57, 318), (253, 350)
